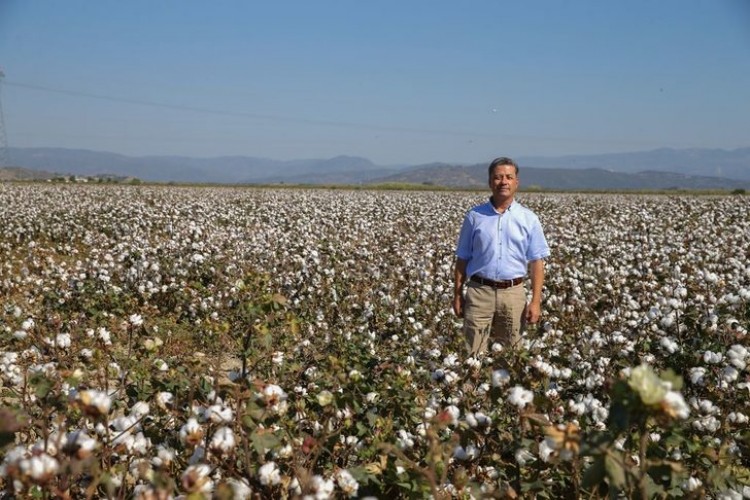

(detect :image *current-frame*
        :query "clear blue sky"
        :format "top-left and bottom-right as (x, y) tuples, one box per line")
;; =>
(1, 0), (749, 165)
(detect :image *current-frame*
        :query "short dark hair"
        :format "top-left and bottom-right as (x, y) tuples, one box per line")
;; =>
(488, 157), (519, 176)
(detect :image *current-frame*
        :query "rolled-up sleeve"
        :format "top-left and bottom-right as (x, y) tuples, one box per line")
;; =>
(526, 216), (550, 261)
(455, 213), (473, 261)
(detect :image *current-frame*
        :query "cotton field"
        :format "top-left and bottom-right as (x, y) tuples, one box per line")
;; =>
(0, 184), (748, 499)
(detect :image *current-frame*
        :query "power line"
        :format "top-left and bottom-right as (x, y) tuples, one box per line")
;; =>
(4, 80), (678, 150)
(5, 80), (491, 138)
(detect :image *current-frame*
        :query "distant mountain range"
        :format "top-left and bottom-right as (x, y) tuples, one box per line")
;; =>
(3, 146), (749, 190)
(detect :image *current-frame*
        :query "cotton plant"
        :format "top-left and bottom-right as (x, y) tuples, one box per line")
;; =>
(1, 186), (749, 497)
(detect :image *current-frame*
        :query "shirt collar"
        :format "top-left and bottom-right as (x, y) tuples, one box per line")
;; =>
(487, 197), (515, 214)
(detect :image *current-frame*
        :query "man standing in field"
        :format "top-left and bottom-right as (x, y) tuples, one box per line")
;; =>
(453, 157), (550, 355)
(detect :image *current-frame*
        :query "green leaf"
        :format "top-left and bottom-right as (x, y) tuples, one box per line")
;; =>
(605, 452), (627, 489)
(250, 429), (280, 453)
(582, 455), (606, 489)
(30, 373), (52, 399)
(241, 414), (256, 430)
(644, 474), (666, 497)
(0, 432), (15, 449)
(647, 463), (674, 487)
(660, 368), (683, 391)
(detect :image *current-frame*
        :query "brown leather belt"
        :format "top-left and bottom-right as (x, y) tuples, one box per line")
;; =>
(470, 275), (524, 289)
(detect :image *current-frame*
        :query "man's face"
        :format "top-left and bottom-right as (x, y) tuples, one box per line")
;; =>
(488, 164), (519, 200)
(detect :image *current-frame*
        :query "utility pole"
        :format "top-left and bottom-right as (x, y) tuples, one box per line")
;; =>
(0, 69), (9, 167)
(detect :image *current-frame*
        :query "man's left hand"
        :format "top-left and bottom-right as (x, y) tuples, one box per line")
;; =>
(526, 301), (541, 324)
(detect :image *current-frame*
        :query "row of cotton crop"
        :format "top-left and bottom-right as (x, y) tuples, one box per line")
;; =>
(0, 183), (748, 498)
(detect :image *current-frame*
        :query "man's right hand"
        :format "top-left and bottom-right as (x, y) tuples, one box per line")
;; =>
(453, 294), (465, 318)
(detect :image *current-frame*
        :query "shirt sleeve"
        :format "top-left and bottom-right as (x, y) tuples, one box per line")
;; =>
(526, 216), (550, 261)
(455, 212), (474, 261)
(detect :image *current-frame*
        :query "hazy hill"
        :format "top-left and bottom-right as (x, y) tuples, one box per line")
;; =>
(7, 148), (400, 184)
(518, 147), (750, 181)
(374, 163), (750, 190)
(0, 166), (58, 180)
(5, 146), (749, 189)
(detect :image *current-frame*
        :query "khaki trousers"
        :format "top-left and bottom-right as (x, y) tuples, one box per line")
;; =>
(463, 281), (527, 355)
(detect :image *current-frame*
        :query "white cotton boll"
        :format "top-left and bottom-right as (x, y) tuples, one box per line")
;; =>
(508, 386), (534, 409)
(728, 412), (749, 424)
(209, 426), (236, 454)
(681, 476), (703, 492)
(465, 357), (482, 370)
(454, 444), (479, 461)
(131, 432), (151, 455)
(663, 391), (690, 419)
(53, 333), (71, 349)
(152, 445), (175, 469)
(721, 366), (739, 383)
(588, 401), (608, 423)
(474, 411), (491, 427)
(156, 391), (174, 409)
(492, 369), (511, 387)
(545, 388), (559, 399)
(444, 405), (460, 425)
(258, 461), (281, 486)
(659, 337), (679, 353)
(443, 370), (459, 385)
(698, 399), (718, 415)
(335, 469), (359, 498)
(703, 351), (723, 364)
(689, 367), (706, 385)
(181, 463), (214, 493)
(153, 358), (168, 372)
(97, 327), (112, 345)
(538, 438), (556, 463)
(274, 443), (293, 459)
(727, 345), (748, 370)
(693, 415), (721, 433)
(130, 401), (150, 419)
(515, 448), (536, 466)
(443, 354), (459, 367)
(309, 475), (335, 499)
(180, 418), (204, 446)
(77, 389), (112, 418)
(226, 477), (252, 499)
(568, 399), (586, 416)
(660, 314), (675, 328)
(19, 453), (60, 482)
(396, 430), (415, 449)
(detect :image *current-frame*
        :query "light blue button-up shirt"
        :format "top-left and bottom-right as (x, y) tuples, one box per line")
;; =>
(456, 199), (550, 281)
